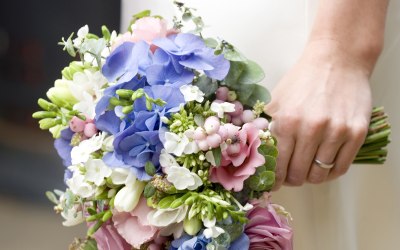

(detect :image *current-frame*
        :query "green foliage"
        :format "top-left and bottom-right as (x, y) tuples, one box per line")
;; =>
(212, 147), (222, 167)
(193, 75), (218, 98)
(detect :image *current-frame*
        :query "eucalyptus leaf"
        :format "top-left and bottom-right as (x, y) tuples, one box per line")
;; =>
(212, 147), (222, 167)
(204, 37), (219, 48)
(194, 75), (218, 97)
(223, 48), (247, 62)
(237, 60), (265, 85)
(224, 61), (245, 88)
(240, 84), (271, 107)
(264, 155), (277, 172)
(83, 239), (98, 250)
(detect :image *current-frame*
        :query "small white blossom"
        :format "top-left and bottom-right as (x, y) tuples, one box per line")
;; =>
(180, 85), (205, 103)
(61, 205), (85, 227)
(166, 166), (203, 190)
(147, 205), (188, 227)
(164, 132), (189, 156)
(102, 135), (114, 152)
(84, 159), (112, 186)
(69, 69), (107, 118)
(183, 129), (199, 154)
(159, 149), (178, 168)
(70, 133), (106, 165)
(203, 217), (225, 239)
(111, 168), (145, 212)
(73, 25), (89, 47)
(210, 102), (235, 118)
(66, 172), (95, 198)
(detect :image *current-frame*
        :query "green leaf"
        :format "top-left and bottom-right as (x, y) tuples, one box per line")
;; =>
(204, 38), (219, 48)
(224, 61), (245, 88)
(264, 155), (277, 172)
(158, 195), (177, 209)
(223, 47), (247, 62)
(212, 147), (222, 166)
(194, 75), (218, 98)
(237, 60), (265, 85)
(259, 170), (275, 191)
(144, 183), (156, 198)
(46, 191), (58, 205)
(258, 143), (278, 158)
(239, 84), (271, 107)
(83, 239), (98, 250)
(145, 161), (156, 176)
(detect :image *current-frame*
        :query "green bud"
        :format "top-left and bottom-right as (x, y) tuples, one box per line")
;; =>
(145, 161), (157, 176)
(32, 111), (57, 119)
(131, 89), (144, 101)
(153, 98), (167, 107)
(122, 105), (133, 114)
(144, 183), (156, 198)
(227, 91), (237, 102)
(109, 97), (132, 107)
(184, 194), (198, 206)
(146, 99), (153, 111)
(87, 220), (103, 236)
(116, 89), (134, 99)
(158, 195), (176, 209)
(38, 98), (58, 111)
(86, 212), (105, 222)
(39, 118), (61, 130)
(47, 80), (77, 108)
(87, 207), (97, 216)
(183, 217), (202, 236)
(49, 124), (64, 139)
(170, 198), (184, 209)
(101, 210), (113, 222)
(101, 25), (111, 41)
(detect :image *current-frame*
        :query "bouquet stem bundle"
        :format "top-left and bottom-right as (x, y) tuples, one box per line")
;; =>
(354, 107), (391, 164)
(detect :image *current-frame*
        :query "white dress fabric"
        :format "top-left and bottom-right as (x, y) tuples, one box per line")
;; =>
(121, 1), (400, 249)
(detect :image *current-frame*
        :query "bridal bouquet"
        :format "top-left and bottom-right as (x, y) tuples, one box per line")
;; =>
(33, 4), (293, 250)
(33, 2), (390, 250)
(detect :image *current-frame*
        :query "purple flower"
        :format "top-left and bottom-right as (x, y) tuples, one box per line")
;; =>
(153, 33), (230, 80)
(102, 41), (152, 84)
(170, 233), (211, 250)
(54, 128), (74, 167)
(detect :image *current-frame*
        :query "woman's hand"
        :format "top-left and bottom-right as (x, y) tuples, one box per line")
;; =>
(265, 40), (372, 190)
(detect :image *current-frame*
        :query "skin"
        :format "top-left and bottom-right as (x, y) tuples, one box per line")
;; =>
(265, 0), (389, 189)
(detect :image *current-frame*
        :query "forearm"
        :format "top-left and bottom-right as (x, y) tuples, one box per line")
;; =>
(308, 0), (389, 74)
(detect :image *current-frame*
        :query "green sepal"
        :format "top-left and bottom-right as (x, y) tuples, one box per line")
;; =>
(144, 182), (156, 198)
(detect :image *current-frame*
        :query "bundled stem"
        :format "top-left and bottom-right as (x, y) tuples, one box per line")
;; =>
(354, 107), (391, 164)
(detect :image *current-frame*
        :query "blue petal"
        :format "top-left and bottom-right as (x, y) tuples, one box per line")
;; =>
(229, 233), (249, 250)
(95, 110), (121, 135)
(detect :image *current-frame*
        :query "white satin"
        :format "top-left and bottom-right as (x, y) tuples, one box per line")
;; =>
(121, 1), (400, 249)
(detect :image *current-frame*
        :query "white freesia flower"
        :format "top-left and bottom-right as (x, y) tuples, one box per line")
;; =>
(109, 168), (131, 185)
(164, 132), (189, 156)
(166, 166), (203, 190)
(61, 205), (85, 227)
(159, 149), (178, 168)
(183, 129), (199, 154)
(210, 102), (235, 118)
(69, 69), (107, 118)
(147, 205), (188, 227)
(71, 132), (106, 165)
(84, 159), (112, 186)
(203, 217), (225, 239)
(180, 85), (205, 103)
(73, 25), (89, 47)
(113, 168), (145, 212)
(66, 172), (95, 198)
(159, 222), (184, 239)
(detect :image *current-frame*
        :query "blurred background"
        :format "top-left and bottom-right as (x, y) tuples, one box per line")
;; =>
(0, 0), (120, 249)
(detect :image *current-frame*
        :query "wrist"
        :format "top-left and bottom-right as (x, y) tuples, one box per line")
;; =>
(302, 38), (382, 76)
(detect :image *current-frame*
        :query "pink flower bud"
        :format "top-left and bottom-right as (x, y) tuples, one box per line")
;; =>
(241, 110), (255, 123)
(228, 101), (243, 116)
(84, 123), (98, 138)
(218, 126), (228, 141)
(231, 115), (243, 126)
(194, 127), (207, 140)
(197, 139), (209, 151)
(215, 86), (229, 101)
(252, 118), (269, 130)
(226, 143), (241, 155)
(69, 116), (86, 133)
(204, 116), (220, 135)
(206, 134), (222, 148)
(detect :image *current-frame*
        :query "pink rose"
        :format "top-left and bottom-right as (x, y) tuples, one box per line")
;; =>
(92, 221), (131, 250)
(245, 195), (293, 250)
(210, 123), (265, 191)
(112, 197), (159, 249)
(112, 17), (177, 52)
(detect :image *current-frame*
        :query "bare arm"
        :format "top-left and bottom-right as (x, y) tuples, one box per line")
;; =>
(266, 0), (389, 189)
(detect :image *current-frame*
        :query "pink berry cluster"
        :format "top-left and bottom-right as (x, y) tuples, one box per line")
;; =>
(193, 87), (270, 151)
(215, 86), (269, 129)
(69, 116), (98, 139)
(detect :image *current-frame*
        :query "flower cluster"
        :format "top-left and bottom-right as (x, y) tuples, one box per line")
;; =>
(34, 5), (293, 250)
